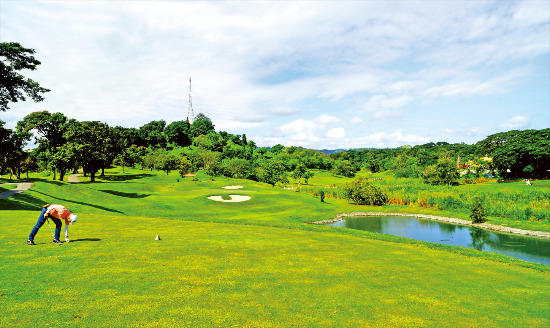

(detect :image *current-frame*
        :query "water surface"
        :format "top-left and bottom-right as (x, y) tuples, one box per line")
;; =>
(328, 216), (550, 265)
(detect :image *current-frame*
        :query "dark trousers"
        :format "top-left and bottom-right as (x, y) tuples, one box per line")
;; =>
(28, 207), (62, 241)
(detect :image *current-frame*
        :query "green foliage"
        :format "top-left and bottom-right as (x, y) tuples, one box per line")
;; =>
(254, 160), (287, 186)
(423, 157), (459, 185)
(198, 150), (222, 180)
(222, 158), (252, 179)
(178, 156), (192, 177)
(331, 159), (357, 178)
(0, 121), (27, 178)
(477, 129), (550, 179)
(470, 196), (487, 223)
(139, 120), (166, 148)
(164, 120), (191, 147)
(343, 176), (388, 205)
(190, 113), (215, 138)
(65, 121), (111, 182)
(0, 42), (50, 112)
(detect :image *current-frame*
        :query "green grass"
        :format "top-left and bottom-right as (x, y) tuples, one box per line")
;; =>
(0, 183), (17, 193)
(1, 168), (549, 327)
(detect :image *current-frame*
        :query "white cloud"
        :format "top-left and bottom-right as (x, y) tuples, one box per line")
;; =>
(364, 95), (413, 111)
(314, 114), (340, 125)
(1, 1), (548, 149)
(372, 110), (402, 121)
(501, 115), (530, 129)
(267, 107), (300, 116)
(350, 117), (364, 125)
(277, 119), (320, 135)
(443, 128), (456, 134)
(326, 128), (345, 139)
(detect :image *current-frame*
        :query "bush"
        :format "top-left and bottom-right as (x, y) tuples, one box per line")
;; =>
(470, 196), (487, 223)
(343, 177), (388, 206)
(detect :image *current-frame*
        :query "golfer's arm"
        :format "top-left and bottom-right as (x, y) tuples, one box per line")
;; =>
(65, 225), (69, 238)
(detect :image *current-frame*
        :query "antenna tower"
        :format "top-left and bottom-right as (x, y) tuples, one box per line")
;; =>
(187, 77), (195, 123)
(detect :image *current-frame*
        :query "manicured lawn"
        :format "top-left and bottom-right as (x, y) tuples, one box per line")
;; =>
(0, 182), (17, 193)
(1, 168), (549, 327)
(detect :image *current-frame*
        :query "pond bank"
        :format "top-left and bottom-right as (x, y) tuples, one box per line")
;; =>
(310, 212), (550, 239)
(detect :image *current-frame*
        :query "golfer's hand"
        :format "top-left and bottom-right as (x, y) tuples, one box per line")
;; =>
(65, 237), (70, 243)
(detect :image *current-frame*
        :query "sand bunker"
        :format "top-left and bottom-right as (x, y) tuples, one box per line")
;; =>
(222, 185), (243, 189)
(208, 195), (251, 202)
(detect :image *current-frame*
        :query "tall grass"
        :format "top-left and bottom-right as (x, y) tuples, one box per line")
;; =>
(298, 173), (550, 223)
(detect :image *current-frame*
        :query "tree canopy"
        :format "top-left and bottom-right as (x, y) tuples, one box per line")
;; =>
(0, 42), (50, 112)
(476, 129), (550, 179)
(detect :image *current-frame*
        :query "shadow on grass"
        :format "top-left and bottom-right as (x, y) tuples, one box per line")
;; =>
(96, 173), (153, 182)
(99, 190), (150, 198)
(0, 192), (45, 211)
(69, 238), (101, 243)
(0, 189), (124, 214)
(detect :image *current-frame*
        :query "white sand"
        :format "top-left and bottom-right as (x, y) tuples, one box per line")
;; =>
(222, 185), (243, 189)
(208, 195), (251, 202)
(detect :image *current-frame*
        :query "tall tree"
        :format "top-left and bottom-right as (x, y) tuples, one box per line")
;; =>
(16, 111), (68, 179)
(65, 121), (110, 182)
(139, 120), (166, 148)
(476, 129), (550, 179)
(254, 159), (287, 186)
(190, 113), (215, 138)
(0, 42), (50, 112)
(0, 121), (27, 179)
(165, 120), (191, 147)
(198, 150), (222, 180)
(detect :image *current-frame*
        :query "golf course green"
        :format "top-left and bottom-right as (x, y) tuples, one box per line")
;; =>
(1, 168), (549, 327)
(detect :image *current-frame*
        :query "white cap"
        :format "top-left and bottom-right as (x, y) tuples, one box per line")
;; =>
(70, 214), (78, 225)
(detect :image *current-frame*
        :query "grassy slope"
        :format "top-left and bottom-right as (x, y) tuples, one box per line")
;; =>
(1, 168), (549, 327)
(0, 183), (17, 193)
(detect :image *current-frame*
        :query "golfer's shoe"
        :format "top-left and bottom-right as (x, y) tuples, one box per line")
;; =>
(52, 239), (62, 244)
(27, 240), (36, 245)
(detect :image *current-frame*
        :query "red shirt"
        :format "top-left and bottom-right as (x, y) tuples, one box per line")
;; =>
(46, 205), (72, 225)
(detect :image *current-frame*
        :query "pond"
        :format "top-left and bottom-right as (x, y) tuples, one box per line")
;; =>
(328, 216), (550, 265)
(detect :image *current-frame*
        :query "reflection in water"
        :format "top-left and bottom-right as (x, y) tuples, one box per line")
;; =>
(469, 229), (490, 251)
(328, 216), (550, 265)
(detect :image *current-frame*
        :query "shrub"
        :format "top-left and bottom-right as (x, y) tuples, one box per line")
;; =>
(418, 198), (429, 208)
(319, 190), (325, 203)
(343, 177), (388, 206)
(522, 207), (533, 221)
(470, 196), (487, 223)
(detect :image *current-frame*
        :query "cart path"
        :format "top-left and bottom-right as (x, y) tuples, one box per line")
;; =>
(68, 174), (81, 184)
(0, 182), (34, 200)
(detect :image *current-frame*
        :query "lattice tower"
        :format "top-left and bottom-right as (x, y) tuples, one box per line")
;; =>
(187, 77), (195, 123)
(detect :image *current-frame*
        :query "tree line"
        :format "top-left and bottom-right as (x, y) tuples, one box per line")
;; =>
(1, 42), (548, 183)
(1, 110), (548, 184)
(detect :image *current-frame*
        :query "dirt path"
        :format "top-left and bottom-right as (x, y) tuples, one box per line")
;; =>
(68, 174), (81, 184)
(0, 182), (34, 200)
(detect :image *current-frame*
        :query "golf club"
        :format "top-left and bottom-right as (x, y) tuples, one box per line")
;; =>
(46, 218), (54, 237)
(46, 218), (61, 245)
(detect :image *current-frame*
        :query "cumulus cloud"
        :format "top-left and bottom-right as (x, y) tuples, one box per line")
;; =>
(326, 128), (345, 139)
(351, 131), (430, 148)
(501, 115), (530, 129)
(364, 95), (413, 111)
(2, 1), (548, 149)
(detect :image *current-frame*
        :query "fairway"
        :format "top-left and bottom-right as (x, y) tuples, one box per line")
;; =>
(1, 169), (549, 327)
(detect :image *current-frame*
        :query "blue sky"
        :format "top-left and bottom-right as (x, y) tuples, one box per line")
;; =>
(1, 0), (549, 149)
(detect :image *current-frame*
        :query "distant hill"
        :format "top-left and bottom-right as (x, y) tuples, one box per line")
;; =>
(318, 149), (347, 155)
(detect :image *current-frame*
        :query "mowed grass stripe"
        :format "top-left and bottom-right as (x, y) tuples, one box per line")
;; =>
(1, 213), (549, 327)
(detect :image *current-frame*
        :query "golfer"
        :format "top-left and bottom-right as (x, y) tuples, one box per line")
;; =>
(27, 204), (78, 245)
